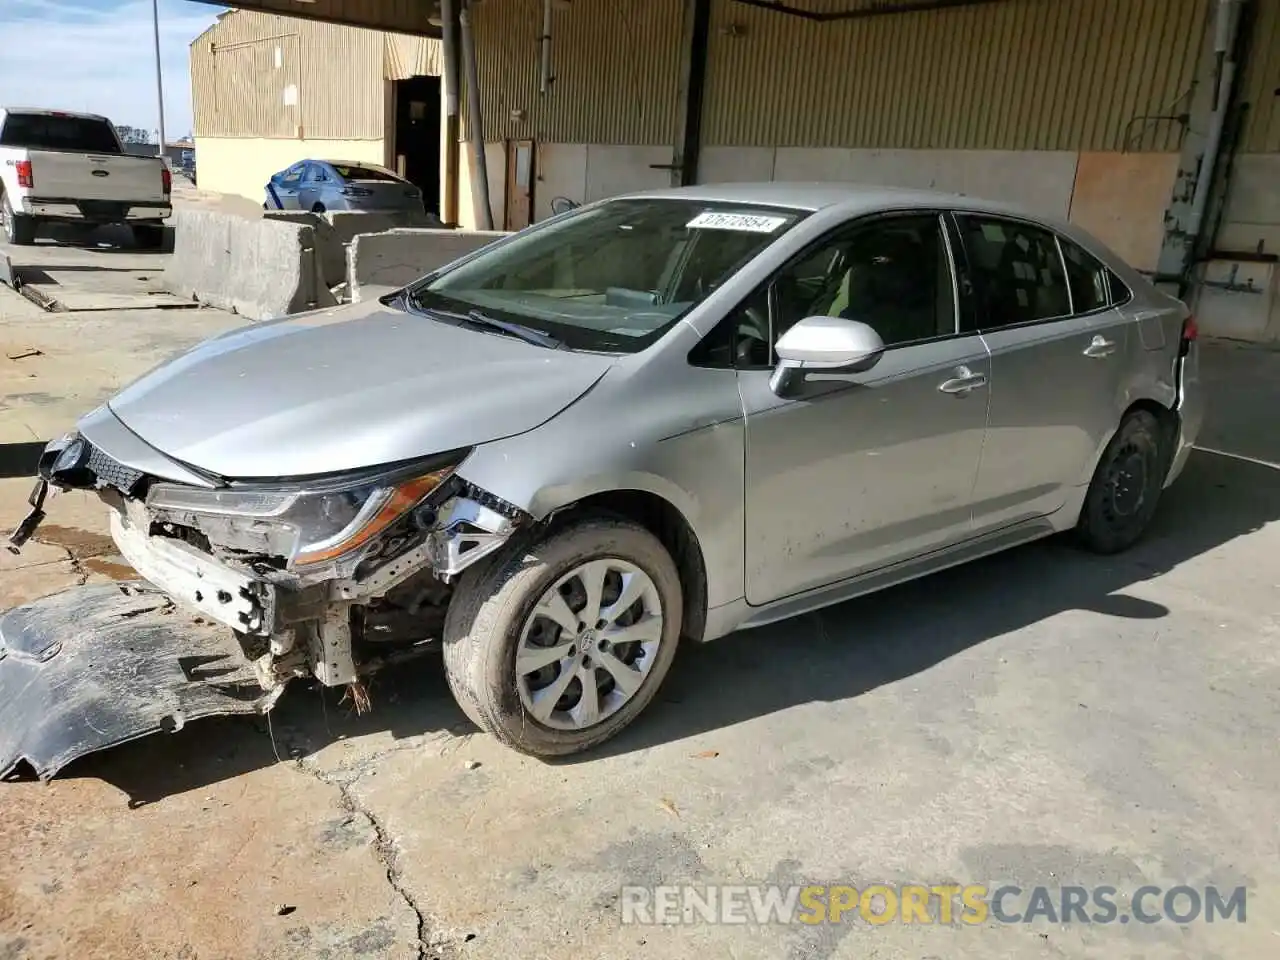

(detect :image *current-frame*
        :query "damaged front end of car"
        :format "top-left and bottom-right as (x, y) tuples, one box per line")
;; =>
(2, 430), (528, 780)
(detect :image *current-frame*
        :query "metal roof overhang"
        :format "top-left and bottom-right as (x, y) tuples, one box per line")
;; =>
(188, 0), (442, 38)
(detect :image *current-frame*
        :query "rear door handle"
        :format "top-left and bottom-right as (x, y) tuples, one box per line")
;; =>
(1083, 335), (1118, 358)
(938, 365), (988, 396)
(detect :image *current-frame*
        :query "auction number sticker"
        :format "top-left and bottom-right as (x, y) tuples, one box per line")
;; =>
(686, 211), (788, 233)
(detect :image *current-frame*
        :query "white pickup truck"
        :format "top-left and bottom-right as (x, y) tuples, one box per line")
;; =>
(0, 108), (172, 248)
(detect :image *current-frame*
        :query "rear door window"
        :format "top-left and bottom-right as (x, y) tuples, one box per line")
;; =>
(0, 113), (121, 153)
(956, 215), (1071, 329)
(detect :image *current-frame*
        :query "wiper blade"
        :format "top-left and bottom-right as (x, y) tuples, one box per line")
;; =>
(404, 295), (563, 349)
(463, 309), (562, 349)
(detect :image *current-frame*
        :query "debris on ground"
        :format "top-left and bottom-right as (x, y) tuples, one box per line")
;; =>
(274, 904), (296, 917)
(5, 348), (43, 361)
(463, 760), (481, 770)
(691, 750), (719, 759)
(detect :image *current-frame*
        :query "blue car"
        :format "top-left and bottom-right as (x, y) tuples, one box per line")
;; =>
(264, 159), (426, 215)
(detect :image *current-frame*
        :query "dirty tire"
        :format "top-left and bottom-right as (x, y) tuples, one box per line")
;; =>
(1076, 409), (1167, 555)
(2, 194), (35, 246)
(442, 517), (683, 757)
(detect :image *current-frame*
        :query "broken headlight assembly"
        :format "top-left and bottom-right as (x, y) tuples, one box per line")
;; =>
(145, 453), (467, 574)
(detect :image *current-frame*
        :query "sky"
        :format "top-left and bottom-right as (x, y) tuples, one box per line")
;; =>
(0, 0), (224, 142)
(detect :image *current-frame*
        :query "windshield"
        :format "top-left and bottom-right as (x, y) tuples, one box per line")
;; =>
(410, 198), (805, 353)
(0, 113), (121, 153)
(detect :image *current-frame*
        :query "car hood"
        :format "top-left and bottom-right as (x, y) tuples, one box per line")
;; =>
(106, 299), (615, 479)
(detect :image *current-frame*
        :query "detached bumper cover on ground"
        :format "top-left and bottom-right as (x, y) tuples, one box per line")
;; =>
(0, 582), (275, 780)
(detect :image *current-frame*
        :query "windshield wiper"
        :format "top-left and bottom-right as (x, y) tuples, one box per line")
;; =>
(464, 309), (563, 349)
(402, 292), (563, 349)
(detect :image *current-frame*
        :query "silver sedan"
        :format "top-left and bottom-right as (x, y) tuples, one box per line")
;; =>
(263, 159), (428, 216)
(7, 183), (1204, 771)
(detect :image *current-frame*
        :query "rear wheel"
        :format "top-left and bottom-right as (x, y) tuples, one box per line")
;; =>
(1, 194), (36, 246)
(132, 223), (166, 250)
(443, 517), (683, 757)
(1076, 409), (1168, 554)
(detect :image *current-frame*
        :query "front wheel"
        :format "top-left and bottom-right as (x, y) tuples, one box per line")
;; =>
(443, 517), (683, 757)
(1076, 409), (1169, 554)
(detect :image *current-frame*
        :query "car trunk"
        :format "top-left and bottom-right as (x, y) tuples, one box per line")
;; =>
(346, 179), (422, 210)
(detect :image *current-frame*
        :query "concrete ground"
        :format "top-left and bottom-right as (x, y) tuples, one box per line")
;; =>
(0, 333), (1275, 959)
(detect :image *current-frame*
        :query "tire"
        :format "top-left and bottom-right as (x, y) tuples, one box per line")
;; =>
(2, 194), (36, 246)
(443, 517), (683, 757)
(133, 223), (166, 250)
(1075, 409), (1168, 554)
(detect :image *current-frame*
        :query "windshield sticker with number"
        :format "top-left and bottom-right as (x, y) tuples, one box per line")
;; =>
(686, 212), (789, 233)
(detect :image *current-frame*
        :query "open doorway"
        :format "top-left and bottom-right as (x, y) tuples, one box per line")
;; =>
(393, 75), (442, 217)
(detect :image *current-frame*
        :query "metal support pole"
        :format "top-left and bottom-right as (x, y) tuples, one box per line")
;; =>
(460, 1), (494, 230)
(1186, 0), (1244, 241)
(440, 0), (461, 226)
(539, 0), (553, 95)
(152, 0), (168, 157)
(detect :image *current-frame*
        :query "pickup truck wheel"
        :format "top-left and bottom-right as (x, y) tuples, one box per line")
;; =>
(1, 195), (36, 246)
(443, 518), (683, 757)
(1076, 409), (1167, 554)
(132, 223), (166, 250)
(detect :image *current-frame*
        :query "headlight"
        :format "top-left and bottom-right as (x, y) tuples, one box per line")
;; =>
(146, 461), (459, 570)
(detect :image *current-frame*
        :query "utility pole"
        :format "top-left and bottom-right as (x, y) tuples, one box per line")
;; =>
(152, 0), (167, 157)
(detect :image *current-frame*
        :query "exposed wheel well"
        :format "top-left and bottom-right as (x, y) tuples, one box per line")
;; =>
(555, 490), (709, 643)
(1124, 397), (1179, 470)
(311, 202), (326, 214)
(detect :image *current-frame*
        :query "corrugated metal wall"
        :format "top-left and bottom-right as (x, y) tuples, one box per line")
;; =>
(191, 9), (393, 140)
(471, 0), (685, 144)
(702, 0), (1210, 151)
(1240, 0), (1280, 152)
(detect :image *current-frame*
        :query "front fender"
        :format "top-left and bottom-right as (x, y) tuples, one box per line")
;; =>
(454, 367), (747, 610)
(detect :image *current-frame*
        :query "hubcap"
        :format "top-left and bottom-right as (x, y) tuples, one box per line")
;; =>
(1105, 444), (1148, 519)
(516, 558), (663, 731)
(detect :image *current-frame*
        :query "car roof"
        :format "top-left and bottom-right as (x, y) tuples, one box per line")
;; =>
(1, 107), (111, 122)
(612, 181), (1068, 227)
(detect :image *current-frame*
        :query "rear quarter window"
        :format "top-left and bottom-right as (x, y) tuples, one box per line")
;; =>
(332, 165), (399, 182)
(0, 114), (121, 153)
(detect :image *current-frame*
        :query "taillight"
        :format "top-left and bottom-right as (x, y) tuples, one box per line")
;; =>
(342, 186), (373, 197)
(15, 160), (33, 189)
(161, 166), (172, 195)
(1179, 314), (1198, 356)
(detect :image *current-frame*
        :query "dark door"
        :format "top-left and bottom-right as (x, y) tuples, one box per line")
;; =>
(505, 139), (534, 230)
(393, 76), (442, 216)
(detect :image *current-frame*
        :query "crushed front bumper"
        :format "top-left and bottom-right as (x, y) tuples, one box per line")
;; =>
(0, 582), (275, 781)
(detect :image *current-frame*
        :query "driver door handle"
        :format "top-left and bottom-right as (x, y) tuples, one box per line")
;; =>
(1083, 335), (1118, 358)
(937, 365), (987, 396)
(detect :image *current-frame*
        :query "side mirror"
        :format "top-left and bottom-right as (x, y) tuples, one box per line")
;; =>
(770, 316), (885, 396)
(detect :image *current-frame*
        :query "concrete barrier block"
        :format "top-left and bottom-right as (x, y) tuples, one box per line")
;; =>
(264, 210), (445, 288)
(164, 209), (337, 321)
(347, 228), (510, 302)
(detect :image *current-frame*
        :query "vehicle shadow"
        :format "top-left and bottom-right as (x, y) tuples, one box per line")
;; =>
(26, 222), (172, 253)
(70, 444), (1276, 804)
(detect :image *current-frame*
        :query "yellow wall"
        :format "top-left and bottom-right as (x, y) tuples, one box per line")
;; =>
(194, 137), (388, 203)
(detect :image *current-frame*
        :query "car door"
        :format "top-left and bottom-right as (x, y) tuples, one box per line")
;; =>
(952, 213), (1131, 532)
(297, 162), (327, 211)
(269, 162), (306, 209)
(739, 211), (992, 606)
